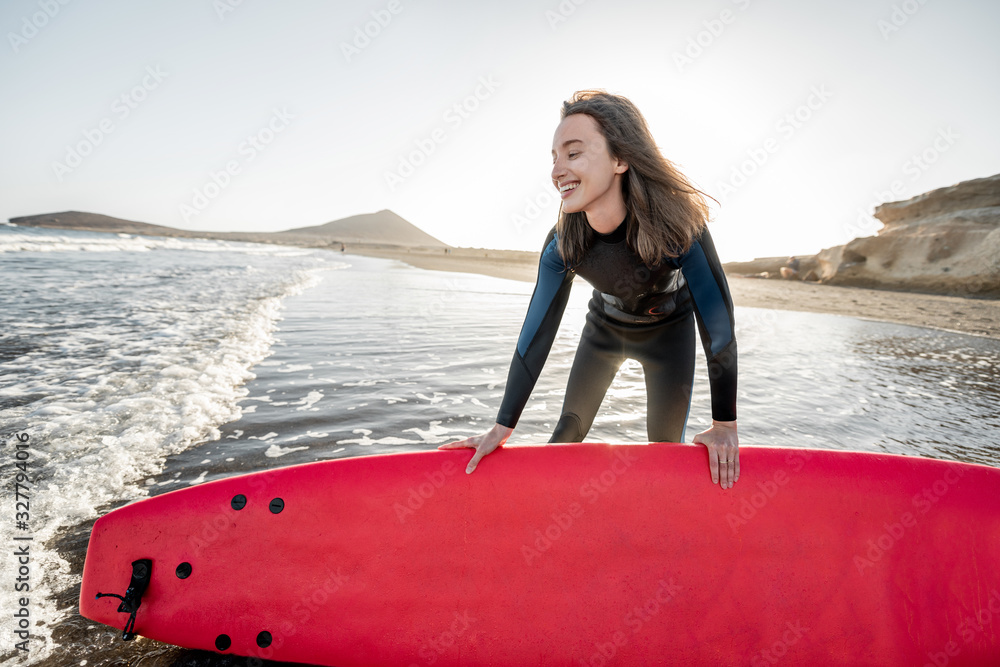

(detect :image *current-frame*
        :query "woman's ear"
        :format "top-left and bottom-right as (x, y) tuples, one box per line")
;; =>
(615, 158), (629, 174)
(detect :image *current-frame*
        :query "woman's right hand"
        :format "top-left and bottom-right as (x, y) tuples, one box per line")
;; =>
(438, 423), (513, 474)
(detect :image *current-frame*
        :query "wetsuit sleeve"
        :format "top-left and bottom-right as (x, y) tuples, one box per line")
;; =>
(496, 228), (574, 428)
(676, 226), (738, 422)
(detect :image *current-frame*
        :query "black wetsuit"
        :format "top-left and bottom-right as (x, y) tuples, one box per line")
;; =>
(496, 214), (737, 443)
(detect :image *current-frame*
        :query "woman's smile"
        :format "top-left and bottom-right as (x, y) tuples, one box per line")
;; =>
(558, 181), (579, 199)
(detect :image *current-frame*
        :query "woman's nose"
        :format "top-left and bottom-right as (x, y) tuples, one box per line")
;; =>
(551, 159), (565, 183)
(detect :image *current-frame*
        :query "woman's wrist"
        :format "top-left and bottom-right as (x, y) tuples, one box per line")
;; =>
(492, 423), (514, 443)
(712, 419), (737, 429)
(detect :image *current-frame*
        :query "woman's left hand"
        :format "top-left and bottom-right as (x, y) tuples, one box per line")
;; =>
(692, 420), (739, 489)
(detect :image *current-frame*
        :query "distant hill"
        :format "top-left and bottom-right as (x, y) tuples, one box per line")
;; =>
(279, 210), (448, 247)
(7, 211), (203, 238)
(8, 209), (449, 248)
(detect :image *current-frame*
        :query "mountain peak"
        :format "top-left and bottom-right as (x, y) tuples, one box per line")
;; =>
(280, 210), (448, 247)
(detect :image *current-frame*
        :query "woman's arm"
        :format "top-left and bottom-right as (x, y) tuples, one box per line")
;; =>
(677, 226), (740, 488)
(439, 227), (573, 473)
(495, 230), (575, 428)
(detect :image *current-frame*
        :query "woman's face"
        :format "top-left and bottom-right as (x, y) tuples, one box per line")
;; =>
(551, 113), (628, 216)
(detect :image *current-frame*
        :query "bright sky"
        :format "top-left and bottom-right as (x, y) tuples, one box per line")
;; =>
(2, 0), (998, 261)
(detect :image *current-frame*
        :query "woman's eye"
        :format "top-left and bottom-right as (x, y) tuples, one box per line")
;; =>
(568, 152), (579, 158)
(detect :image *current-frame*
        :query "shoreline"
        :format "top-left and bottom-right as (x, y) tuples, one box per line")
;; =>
(9, 221), (999, 339)
(345, 246), (1000, 340)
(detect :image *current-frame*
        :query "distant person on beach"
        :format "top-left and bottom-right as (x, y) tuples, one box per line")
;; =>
(441, 90), (739, 489)
(780, 256), (800, 280)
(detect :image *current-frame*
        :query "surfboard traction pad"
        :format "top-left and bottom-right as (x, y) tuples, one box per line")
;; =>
(80, 443), (1000, 666)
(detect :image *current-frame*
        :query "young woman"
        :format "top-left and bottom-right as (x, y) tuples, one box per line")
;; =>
(441, 90), (740, 489)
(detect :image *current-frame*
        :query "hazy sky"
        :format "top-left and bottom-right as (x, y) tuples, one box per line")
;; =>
(2, 0), (998, 261)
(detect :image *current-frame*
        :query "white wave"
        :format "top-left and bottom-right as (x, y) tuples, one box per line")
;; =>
(0, 238), (331, 661)
(294, 390), (324, 411)
(0, 227), (349, 260)
(264, 444), (310, 458)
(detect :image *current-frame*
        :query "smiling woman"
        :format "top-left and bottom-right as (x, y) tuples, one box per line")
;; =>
(441, 90), (740, 489)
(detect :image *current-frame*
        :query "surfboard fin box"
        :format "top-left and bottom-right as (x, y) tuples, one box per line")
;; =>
(94, 558), (152, 641)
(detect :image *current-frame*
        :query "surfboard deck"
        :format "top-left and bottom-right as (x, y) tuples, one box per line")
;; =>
(80, 443), (1000, 666)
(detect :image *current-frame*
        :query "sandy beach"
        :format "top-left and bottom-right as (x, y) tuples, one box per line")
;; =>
(345, 245), (1000, 339)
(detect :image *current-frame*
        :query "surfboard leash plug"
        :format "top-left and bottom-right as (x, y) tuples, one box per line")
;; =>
(95, 558), (152, 641)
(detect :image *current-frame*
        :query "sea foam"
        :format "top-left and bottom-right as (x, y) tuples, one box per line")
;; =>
(0, 226), (335, 659)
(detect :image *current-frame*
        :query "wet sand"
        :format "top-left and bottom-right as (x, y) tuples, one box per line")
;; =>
(345, 246), (1000, 339)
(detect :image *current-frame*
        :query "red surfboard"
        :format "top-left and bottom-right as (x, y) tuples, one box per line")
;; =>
(80, 443), (1000, 666)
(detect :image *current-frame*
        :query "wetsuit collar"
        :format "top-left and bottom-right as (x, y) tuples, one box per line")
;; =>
(594, 212), (628, 244)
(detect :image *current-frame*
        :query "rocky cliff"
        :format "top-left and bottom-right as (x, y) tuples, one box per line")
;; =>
(726, 173), (1000, 296)
(815, 173), (1000, 295)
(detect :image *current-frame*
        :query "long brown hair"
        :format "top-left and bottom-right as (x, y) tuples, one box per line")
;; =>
(555, 90), (716, 267)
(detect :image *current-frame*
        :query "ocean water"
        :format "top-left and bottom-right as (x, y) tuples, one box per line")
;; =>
(1, 226), (998, 666)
